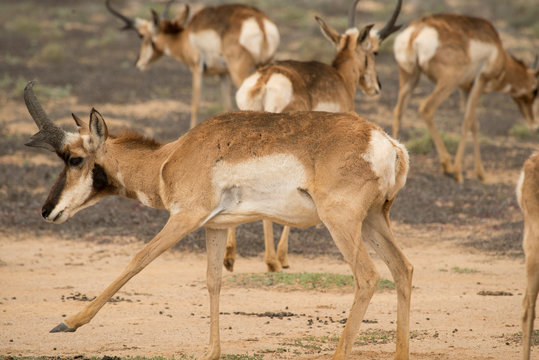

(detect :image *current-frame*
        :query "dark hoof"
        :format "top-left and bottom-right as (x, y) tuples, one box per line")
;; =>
(223, 258), (235, 272)
(282, 265), (290, 269)
(50, 322), (76, 333)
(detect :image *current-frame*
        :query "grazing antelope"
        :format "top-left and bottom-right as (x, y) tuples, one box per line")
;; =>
(24, 81), (412, 360)
(229, 0), (402, 272)
(106, 0), (279, 128)
(393, 14), (539, 183)
(517, 152), (539, 360)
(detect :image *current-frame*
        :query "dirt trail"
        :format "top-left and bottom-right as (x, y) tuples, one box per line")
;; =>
(0, 227), (529, 360)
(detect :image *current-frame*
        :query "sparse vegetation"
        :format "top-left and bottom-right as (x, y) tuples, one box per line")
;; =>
(406, 128), (460, 155)
(509, 124), (536, 140)
(451, 266), (479, 274)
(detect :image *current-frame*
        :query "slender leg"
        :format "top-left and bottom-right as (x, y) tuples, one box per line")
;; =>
(219, 74), (233, 111)
(363, 201), (413, 360)
(190, 64), (203, 129)
(224, 47), (256, 89)
(202, 227), (228, 360)
(316, 183), (381, 360)
(223, 227), (236, 272)
(263, 220), (281, 272)
(50, 213), (202, 332)
(393, 66), (420, 138)
(453, 76), (485, 183)
(276, 225), (290, 269)
(418, 79), (459, 175)
(522, 222), (539, 360)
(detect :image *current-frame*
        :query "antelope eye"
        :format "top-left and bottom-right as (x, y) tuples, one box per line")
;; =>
(68, 157), (83, 167)
(373, 51), (379, 56)
(533, 88), (538, 98)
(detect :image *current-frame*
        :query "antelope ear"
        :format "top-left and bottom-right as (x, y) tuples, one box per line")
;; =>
(89, 108), (108, 150)
(173, 4), (189, 27)
(315, 16), (341, 47)
(358, 24), (375, 51)
(72, 113), (89, 134)
(151, 9), (160, 26)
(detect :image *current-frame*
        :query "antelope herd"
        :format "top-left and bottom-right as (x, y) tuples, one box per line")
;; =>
(21, 0), (539, 359)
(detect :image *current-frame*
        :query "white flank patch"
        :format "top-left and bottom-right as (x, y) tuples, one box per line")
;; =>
(393, 26), (416, 74)
(236, 72), (263, 110)
(136, 191), (152, 207)
(49, 172), (94, 222)
(516, 169), (525, 209)
(313, 102), (342, 112)
(190, 30), (225, 71)
(414, 26), (439, 70)
(239, 17), (264, 60)
(468, 39), (498, 72)
(362, 130), (399, 197)
(264, 73), (293, 112)
(262, 19), (280, 62)
(210, 154), (318, 226)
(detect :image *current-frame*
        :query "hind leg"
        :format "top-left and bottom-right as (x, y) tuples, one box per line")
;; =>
(276, 225), (290, 269)
(223, 227), (236, 272)
(363, 200), (413, 359)
(393, 66), (420, 138)
(522, 223), (539, 360)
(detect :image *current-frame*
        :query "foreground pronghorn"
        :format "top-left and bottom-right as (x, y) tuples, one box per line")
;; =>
(230, 0), (402, 272)
(392, 14), (539, 183)
(24, 81), (412, 360)
(106, 0), (279, 128)
(517, 153), (539, 360)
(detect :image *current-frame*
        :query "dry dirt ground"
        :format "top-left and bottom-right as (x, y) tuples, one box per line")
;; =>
(1, 0), (539, 359)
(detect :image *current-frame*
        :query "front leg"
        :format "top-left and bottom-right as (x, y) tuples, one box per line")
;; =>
(190, 64), (203, 129)
(50, 213), (201, 332)
(202, 227), (228, 360)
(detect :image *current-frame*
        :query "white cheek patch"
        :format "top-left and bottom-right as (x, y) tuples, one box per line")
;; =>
(264, 73), (293, 112)
(136, 42), (154, 71)
(414, 26), (439, 70)
(362, 130), (406, 199)
(313, 102), (342, 112)
(468, 40), (498, 72)
(190, 30), (225, 71)
(50, 171), (94, 221)
(210, 154), (318, 226)
(236, 72), (263, 110)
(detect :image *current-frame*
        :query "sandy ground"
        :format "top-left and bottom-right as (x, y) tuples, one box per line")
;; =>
(0, 225), (531, 360)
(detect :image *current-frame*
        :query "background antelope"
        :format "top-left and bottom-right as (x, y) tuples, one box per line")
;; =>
(229, 0), (402, 273)
(106, 0), (279, 128)
(392, 13), (539, 183)
(517, 153), (539, 360)
(24, 80), (412, 360)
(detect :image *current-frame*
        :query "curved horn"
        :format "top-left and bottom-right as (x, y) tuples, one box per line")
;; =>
(106, 0), (136, 31)
(377, 0), (403, 41)
(161, 0), (174, 20)
(347, 0), (361, 29)
(24, 81), (66, 152)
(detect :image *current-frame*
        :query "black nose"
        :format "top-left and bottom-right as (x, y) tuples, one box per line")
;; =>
(41, 206), (52, 219)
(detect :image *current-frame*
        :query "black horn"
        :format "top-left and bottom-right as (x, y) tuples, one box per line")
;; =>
(377, 0), (403, 41)
(347, 0), (361, 29)
(106, 0), (136, 30)
(24, 81), (66, 152)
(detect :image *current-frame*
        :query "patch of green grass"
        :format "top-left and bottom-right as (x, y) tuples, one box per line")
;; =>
(7, 17), (42, 36)
(509, 124), (536, 140)
(451, 266), (479, 274)
(355, 328), (396, 346)
(405, 128), (460, 155)
(500, 329), (539, 346)
(377, 278), (395, 291)
(37, 43), (66, 63)
(1, 76), (71, 100)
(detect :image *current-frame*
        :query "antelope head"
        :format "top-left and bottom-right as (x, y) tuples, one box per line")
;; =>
(314, 0), (386, 96)
(24, 81), (111, 223)
(106, 0), (188, 71)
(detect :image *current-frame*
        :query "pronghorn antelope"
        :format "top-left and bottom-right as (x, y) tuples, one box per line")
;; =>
(106, 0), (279, 129)
(24, 81), (412, 360)
(230, 0), (402, 272)
(392, 14), (539, 183)
(517, 152), (539, 360)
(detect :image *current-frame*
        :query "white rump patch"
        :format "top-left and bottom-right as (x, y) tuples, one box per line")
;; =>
(362, 130), (403, 198)
(190, 30), (226, 72)
(209, 154), (318, 227)
(393, 26), (415, 73)
(236, 72), (263, 110)
(264, 73), (293, 112)
(516, 169), (525, 209)
(414, 26), (439, 70)
(313, 102), (342, 112)
(262, 19), (280, 62)
(239, 18), (264, 60)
